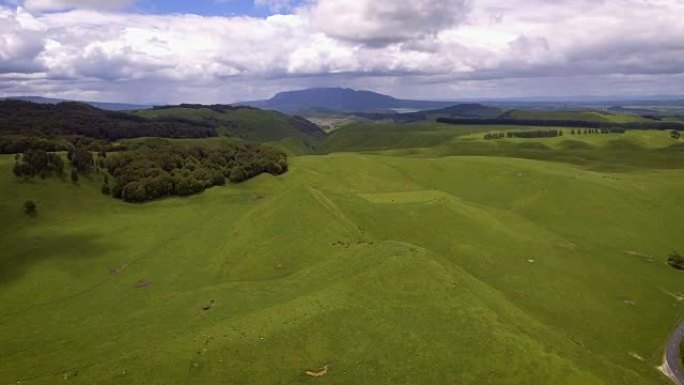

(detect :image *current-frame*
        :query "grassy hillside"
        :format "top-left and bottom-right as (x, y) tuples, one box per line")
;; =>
(320, 122), (684, 170)
(422, 103), (504, 119)
(1, 128), (684, 384)
(135, 107), (325, 144)
(502, 109), (652, 123)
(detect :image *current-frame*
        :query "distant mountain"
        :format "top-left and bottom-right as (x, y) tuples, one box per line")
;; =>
(1, 96), (150, 111)
(243, 88), (455, 114)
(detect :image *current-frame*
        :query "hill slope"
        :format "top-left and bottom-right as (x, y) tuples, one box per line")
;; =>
(136, 105), (325, 144)
(0, 148), (683, 384)
(500, 109), (652, 123)
(353, 103), (505, 123)
(0, 100), (216, 140)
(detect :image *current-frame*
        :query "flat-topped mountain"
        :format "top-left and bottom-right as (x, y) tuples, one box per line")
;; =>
(243, 87), (455, 113)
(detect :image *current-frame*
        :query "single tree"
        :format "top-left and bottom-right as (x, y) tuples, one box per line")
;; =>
(23, 200), (37, 216)
(71, 146), (94, 172)
(71, 169), (79, 184)
(671, 130), (681, 140)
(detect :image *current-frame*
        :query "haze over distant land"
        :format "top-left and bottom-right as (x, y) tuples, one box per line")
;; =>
(0, 0), (683, 104)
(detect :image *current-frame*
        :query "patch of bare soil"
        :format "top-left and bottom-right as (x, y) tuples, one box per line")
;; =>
(305, 364), (330, 378)
(109, 264), (129, 275)
(135, 279), (152, 289)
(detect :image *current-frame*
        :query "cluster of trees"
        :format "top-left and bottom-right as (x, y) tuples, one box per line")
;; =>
(105, 140), (287, 202)
(485, 130), (563, 140)
(437, 117), (684, 131)
(0, 100), (217, 140)
(12, 146), (95, 180)
(13, 149), (65, 178)
(568, 128), (626, 135)
(672, 130), (682, 139)
(668, 251), (684, 270)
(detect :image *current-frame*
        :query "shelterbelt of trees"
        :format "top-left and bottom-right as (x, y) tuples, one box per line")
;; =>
(437, 117), (684, 130)
(0, 100), (217, 140)
(483, 128), (626, 140)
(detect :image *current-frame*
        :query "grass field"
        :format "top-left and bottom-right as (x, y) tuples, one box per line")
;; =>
(504, 109), (652, 123)
(1, 126), (684, 384)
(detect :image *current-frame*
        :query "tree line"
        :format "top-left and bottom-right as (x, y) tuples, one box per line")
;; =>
(0, 135), (123, 154)
(569, 128), (626, 135)
(104, 140), (288, 202)
(483, 127), (627, 140)
(484, 130), (563, 140)
(438, 117), (684, 131)
(0, 100), (217, 140)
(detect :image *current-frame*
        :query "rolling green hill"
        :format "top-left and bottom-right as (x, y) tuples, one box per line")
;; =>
(1, 125), (684, 384)
(319, 122), (684, 169)
(501, 109), (652, 123)
(136, 106), (326, 144)
(422, 103), (504, 119)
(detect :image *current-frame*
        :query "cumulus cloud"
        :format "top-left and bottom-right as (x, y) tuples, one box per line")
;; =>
(0, 8), (45, 73)
(307, 0), (470, 46)
(0, 0), (684, 102)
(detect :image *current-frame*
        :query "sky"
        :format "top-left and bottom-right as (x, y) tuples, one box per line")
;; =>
(0, 0), (683, 104)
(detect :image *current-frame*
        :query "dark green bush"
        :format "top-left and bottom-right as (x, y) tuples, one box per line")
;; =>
(23, 200), (37, 216)
(668, 251), (684, 270)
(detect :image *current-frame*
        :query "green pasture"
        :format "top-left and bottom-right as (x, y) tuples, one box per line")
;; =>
(1, 126), (684, 384)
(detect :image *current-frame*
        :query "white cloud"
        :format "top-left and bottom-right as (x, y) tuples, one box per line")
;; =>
(307, 0), (470, 46)
(1, 0), (684, 103)
(0, 7), (45, 73)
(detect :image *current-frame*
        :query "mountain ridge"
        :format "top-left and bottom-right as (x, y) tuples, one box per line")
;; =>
(1, 96), (151, 111)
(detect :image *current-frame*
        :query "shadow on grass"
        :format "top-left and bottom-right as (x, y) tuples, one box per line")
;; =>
(0, 232), (116, 287)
